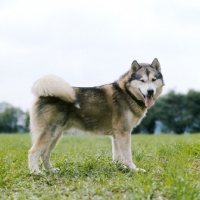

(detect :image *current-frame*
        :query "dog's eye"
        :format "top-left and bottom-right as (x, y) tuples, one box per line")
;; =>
(140, 80), (145, 82)
(152, 78), (156, 82)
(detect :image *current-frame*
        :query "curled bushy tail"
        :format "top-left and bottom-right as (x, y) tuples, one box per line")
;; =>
(32, 75), (76, 102)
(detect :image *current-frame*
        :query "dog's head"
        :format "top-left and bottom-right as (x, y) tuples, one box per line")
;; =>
(126, 58), (164, 108)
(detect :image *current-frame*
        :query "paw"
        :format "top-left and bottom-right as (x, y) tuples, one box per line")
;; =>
(125, 163), (146, 172)
(48, 168), (60, 173)
(132, 167), (146, 173)
(31, 170), (44, 175)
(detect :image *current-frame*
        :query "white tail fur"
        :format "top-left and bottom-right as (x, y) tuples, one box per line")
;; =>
(32, 75), (76, 102)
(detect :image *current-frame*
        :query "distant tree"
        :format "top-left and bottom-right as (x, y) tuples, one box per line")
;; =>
(154, 91), (188, 134)
(0, 107), (26, 133)
(0, 108), (19, 132)
(184, 90), (200, 133)
(24, 111), (30, 132)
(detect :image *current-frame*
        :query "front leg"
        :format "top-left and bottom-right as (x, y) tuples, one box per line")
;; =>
(112, 131), (146, 172)
(110, 135), (124, 163)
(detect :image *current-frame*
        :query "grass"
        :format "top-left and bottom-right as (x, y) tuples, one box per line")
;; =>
(0, 134), (199, 199)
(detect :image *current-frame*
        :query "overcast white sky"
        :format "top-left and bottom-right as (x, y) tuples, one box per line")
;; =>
(0, 0), (200, 111)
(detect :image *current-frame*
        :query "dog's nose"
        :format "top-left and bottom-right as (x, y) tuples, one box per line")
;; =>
(147, 89), (154, 96)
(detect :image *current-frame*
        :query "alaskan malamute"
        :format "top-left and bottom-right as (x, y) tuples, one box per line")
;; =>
(28, 58), (164, 174)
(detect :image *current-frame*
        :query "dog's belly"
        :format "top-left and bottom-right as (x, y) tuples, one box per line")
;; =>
(64, 105), (113, 134)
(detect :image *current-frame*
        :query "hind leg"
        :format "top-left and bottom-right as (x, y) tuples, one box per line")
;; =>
(28, 125), (62, 174)
(28, 137), (50, 174)
(40, 131), (62, 172)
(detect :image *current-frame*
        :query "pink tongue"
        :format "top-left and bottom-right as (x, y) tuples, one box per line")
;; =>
(145, 96), (154, 108)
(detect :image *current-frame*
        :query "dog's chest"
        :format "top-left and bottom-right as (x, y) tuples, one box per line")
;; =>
(127, 110), (147, 128)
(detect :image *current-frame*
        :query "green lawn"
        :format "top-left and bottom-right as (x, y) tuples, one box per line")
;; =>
(0, 134), (199, 199)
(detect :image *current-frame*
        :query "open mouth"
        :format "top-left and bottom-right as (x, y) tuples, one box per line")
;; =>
(139, 89), (154, 108)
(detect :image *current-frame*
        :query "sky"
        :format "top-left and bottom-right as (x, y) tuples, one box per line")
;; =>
(0, 0), (200, 111)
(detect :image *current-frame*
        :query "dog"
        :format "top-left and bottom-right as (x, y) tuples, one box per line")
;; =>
(28, 58), (164, 174)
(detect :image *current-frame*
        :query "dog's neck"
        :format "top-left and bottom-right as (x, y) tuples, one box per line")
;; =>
(113, 81), (146, 109)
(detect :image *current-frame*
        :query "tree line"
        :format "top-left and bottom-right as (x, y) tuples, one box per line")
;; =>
(0, 90), (200, 134)
(0, 103), (29, 133)
(133, 90), (200, 134)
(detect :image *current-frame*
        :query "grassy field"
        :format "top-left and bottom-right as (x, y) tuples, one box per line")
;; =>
(0, 134), (199, 200)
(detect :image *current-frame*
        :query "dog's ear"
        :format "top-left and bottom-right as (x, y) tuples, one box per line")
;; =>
(151, 58), (161, 72)
(131, 60), (140, 72)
